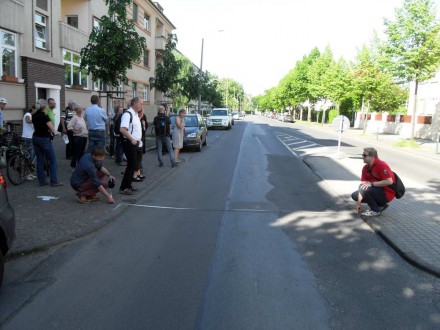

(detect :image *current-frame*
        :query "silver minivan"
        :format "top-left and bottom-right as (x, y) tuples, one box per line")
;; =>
(0, 171), (16, 288)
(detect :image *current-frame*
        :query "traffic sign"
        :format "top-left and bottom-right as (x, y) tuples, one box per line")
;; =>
(332, 115), (350, 132)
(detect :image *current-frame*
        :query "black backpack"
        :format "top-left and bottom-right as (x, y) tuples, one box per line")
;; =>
(391, 171), (405, 199)
(114, 111), (132, 137)
(370, 170), (405, 199)
(155, 115), (167, 136)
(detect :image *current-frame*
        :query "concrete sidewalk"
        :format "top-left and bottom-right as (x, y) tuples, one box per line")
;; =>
(6, 135), (176, 257)
(302, 125), (440, 277)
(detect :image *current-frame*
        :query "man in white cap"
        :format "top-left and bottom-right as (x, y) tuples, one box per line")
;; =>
(0, 97), (7, 130)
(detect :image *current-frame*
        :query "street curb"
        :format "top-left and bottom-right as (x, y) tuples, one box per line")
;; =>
(6, 145), (174, 259)
(361, 217), (440, 278)
(302, 154), (440, 279)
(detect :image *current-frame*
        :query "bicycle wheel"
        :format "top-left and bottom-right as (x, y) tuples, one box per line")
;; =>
(7, 153), (26, 185)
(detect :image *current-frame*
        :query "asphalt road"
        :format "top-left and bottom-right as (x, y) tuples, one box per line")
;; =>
(1, 117), (439, 329)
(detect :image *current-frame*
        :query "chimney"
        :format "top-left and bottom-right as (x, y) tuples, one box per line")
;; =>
(154, 2), (164, 13)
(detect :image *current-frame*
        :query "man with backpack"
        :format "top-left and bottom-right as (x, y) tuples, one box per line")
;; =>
(351, 147), (396, 217)
(118, 97), (143, 195)
(153, 105), (177, 167)
(112, 105), (125, 166)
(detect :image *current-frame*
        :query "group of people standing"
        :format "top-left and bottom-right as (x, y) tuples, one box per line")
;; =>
(2, 94), (187, 204)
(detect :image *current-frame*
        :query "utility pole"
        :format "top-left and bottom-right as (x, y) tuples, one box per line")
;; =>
(198, 38), (204, 114)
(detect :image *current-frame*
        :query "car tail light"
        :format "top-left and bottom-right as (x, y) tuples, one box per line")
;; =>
(0, 172), (7, 189)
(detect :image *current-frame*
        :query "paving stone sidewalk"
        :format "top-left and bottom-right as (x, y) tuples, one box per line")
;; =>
(6, 135), (176, 257)
(303, 127), (440, 277)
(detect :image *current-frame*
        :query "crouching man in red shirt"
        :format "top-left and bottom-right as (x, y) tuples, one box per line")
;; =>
(351, 147), (395, 217)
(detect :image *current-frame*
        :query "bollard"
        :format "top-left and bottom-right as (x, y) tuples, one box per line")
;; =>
(436, 133), (440, 155)
(376, 127), (379, 141)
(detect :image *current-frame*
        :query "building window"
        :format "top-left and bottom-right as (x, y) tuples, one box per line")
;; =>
(116, 80), (124, 95)
(143, 14), (150, 30)
(67, 16), (78, 29)
(143, 87), (148, 102)
(63, 49), (88, 88)
(0, 29), (17, 77)
(143, 49), (149, 67)
(93, 78), (104, 91)
(93, 17), (101, 31)
(132, 3), (138, 22)
(35, 13), (47, 49)
(132, 82), (137, 98)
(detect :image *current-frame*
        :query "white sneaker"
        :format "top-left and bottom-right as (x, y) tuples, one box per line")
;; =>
(26, 174), (35, 180)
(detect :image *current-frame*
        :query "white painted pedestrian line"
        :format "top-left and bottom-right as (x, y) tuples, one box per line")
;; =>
(298, 146), (331, 157)
(286, 141), (308, 146)
(276, 136), (300, 158)
(296, 143), (318, 149)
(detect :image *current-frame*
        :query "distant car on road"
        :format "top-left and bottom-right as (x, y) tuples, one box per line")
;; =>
(170, 113), (208, 152)
(239, 111), (246, 118)
(0, 171), (15, 287)
(207, 108), (233, 130)
(232, 111), (239, 120)
(282, 114), (294, 123)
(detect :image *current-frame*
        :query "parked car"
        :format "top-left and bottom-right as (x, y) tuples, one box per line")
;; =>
(239, 111), (246, 118)
(170, 113), (208, 152)
(232, 111), (240, 120)
(0, 171), (16, 288)
(207, 108), (233, 130)
(283, 114), (294, 123)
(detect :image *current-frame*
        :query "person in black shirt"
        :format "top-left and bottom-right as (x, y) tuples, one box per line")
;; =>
(153, 105), (177, 167)
(32, 99), (62, 187)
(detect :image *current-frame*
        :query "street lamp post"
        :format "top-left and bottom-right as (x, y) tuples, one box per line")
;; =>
(198, 38), (204, 115)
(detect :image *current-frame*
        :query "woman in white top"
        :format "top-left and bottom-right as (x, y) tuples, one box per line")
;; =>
(67, 103), (88, 170)
(172, 109), (186, 162)
(21, 105), (37, 165)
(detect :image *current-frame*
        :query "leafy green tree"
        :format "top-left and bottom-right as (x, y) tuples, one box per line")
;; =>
(292, 48), (320, 120)
(352, 45), (408, 132)
(321, 57), (352, 123)
(381, 0), (440, 139)
(149, 34), (182, 97)
(200, 72), (223, 107)
(80, 0), (146, 87)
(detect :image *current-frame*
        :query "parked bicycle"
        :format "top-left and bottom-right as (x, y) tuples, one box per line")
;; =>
(6, 143), (35, 185)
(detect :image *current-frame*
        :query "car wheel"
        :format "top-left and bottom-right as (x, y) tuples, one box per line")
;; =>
(203, 135), (207, 146)
(196, 140), (202, 152)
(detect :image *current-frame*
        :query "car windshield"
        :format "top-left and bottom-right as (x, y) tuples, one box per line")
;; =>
(170, 115), (199, 127)
(184, 116), (198, 127)
(232, 112), (238, 115)
(211, 110), (227, 116)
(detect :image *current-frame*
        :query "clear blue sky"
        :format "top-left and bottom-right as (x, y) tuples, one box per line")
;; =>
(159, 0), (440, 96)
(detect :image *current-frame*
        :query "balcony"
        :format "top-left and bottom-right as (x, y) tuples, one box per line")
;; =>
(155, 35), (166, 52)
(59, 22), (89, 53)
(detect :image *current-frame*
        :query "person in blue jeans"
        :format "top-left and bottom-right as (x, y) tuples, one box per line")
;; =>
(153, 105), (177, 167)
(31, 99), (62, 187)
(84, 95), (108, 153)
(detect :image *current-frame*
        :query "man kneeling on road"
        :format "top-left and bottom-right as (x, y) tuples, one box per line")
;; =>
(70, 146), (115, 204)
(351, 147), (395, 217)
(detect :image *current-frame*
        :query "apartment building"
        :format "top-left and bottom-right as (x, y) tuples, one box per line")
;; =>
(0, 0), (175, 128)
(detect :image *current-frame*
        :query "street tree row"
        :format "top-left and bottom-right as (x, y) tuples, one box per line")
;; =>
(254, 0), (440, 139)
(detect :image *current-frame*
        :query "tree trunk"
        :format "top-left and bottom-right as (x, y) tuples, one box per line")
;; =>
(410, 79), (419, 140)
(307, 98), (312, 122)
(362, 100), (370, 135)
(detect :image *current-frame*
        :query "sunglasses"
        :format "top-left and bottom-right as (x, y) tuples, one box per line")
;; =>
(362, 154), (369, 158)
